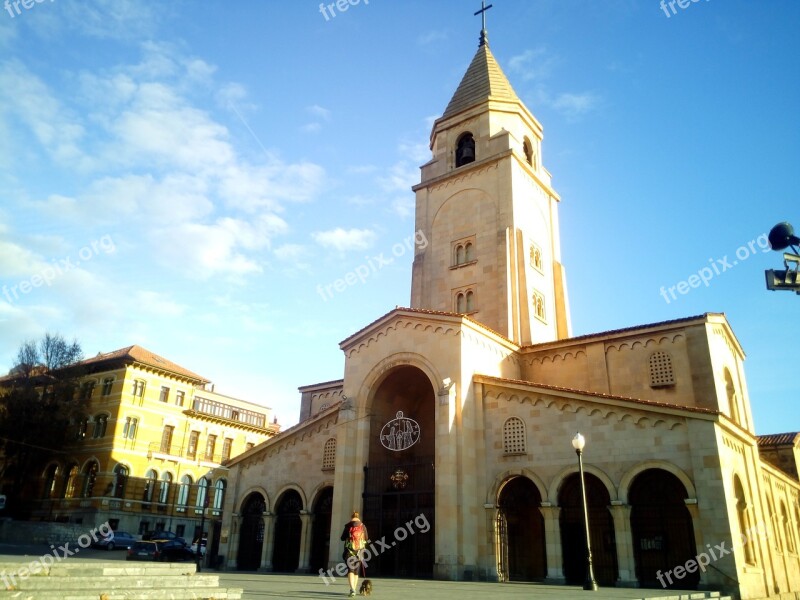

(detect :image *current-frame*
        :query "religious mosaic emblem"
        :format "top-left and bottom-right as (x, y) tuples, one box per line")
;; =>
(390, 468), (409, 490)
(379, 411), (421, 451)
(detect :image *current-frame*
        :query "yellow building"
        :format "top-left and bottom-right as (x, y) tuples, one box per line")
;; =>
(23, 345), (279, 544)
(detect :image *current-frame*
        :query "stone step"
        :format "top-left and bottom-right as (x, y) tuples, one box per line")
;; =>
(11, 574), (220, 590)
(0, 587), (243, 600)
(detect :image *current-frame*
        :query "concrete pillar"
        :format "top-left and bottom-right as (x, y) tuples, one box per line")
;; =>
(259, 512), (274, 571)
(484, 504), (500, 582)
(685, 501), (709, 588)
(609, 502), (637, 587)
(434, 383), (459, 580)
(298, 511), (313, 572)
(226, 514), (241, 569)
(540, 503), (565, 584)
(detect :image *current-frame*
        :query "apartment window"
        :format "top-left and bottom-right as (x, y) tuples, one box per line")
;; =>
(76, 417), (89, 440)
(64, 464), (79, 499)
(101, 377), (114, 396)
(132, 379), (145, 399)
(80, 381), (95, 400)
(112, 464), (128, 499)
(196, 478), (209, 510)
(160, 425), (174, 454)
(322, 438), (336, 470)
(205, 435), (217, 461)
(177, 475), (193, 506)
(221, 438), (233, 462)
(213, 479), (227, 511)
(143, 469), (157, 504)
(175, 390), (185, 406)
(122, 417), (138, 440)
(187, 431), (199, 459)
(93, 415), (108, 438)
(159, 386), (170, 403)
(649, 352), (675, 387)
(503, 417), (527, 454)
(82, 461), (99, 498)
(159, 473), (172, 504)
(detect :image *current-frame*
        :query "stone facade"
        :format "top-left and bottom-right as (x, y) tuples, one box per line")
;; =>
(217, 37), (799, 600)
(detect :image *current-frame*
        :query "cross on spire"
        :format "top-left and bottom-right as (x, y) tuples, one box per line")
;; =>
(474, 1), (493, 46)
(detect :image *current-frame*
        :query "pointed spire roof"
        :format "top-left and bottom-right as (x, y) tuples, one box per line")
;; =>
(442, 42), (522, 119)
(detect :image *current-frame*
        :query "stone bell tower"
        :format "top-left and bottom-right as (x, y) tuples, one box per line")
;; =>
(410, 26), (571, 345)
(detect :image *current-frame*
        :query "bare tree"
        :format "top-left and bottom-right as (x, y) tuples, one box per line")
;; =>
(0, 333), (86, 517)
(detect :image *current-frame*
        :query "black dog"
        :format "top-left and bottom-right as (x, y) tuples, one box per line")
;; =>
(358, 579), (373, 596)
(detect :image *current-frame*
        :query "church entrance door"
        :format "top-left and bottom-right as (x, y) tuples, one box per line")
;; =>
(272, 490), (302, 572)
(363, 366), (435, 578)
(310, 486), (333, 572)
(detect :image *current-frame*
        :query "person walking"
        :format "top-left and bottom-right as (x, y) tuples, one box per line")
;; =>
(340, 511), (368, 597)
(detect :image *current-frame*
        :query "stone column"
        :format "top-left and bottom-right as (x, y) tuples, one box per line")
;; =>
(609, 502), (637, 587)
(259, 512), (274, 571)
(484, 504), (501, 582)
(226, 514), (241, 569)
(540, 503), (565, 584)
(298, 511), (313, 572)
(434, 382), (459, 580)
(685, 500), (708, 588)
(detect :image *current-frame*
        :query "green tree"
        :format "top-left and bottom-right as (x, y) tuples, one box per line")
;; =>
(0, 333), (86, 517)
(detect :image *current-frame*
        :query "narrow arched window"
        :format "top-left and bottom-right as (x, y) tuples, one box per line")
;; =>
(734, 476), (755, 564)
(465, 242), (474, 262)
(455, 132), (475, 167)
(456, 245), (465, 265)
(456, 293), (466, 313)
(322, 438), (336, 470)
(159, 472), (172, 504)
(196, 477), (210, 509)
(143, 469), (157, 504)
(523, 137), (533, 166)
(178, 475), (193, 507)
(112, 464), (128, 499)
(82, 461), (99, 498)
(466, 290), (475, 312)
(532, 290), (546, 321)
(503, 417), (526, 454)
(649, 351), (675, 387)
(213, 479), (227, 511)
(724, 368), (740, 424)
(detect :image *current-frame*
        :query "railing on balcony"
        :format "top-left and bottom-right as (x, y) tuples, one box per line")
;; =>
(146, 442), (226, 465)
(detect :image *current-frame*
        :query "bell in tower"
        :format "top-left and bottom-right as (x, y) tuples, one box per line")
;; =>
(455, 133), (475, 167)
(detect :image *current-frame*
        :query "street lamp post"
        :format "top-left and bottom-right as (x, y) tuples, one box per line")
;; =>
(572, 432), (598, 591)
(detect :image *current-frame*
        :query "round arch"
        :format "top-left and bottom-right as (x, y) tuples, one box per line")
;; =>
(548, 463), (618, 505)
(496, 475), (547, 581)
(360, 351), (444, 414)
(272, 485), (307, 512)
(489, 468), (548, 505)
(619, 461), (696, 504)
(237, 486), (270, 514)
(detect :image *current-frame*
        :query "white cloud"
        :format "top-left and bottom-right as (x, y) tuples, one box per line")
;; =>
(301, 122), (322, 134)
(273, 244), (309, 262)
(379, 161), (419, 194)
(307, 105), (331, 121)
(508, 48), (559, 83)
(312, 228), (377, 252)
(552, 92), (601, 119)
(417, 30), (448, 46)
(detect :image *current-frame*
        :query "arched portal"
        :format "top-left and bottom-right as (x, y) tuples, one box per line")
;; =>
(272, 490), (303, 572)
(310, 487), (334, 572)
(558, 473), (617, 586)
(630, 469), (697, 589)
(497, 476), (546, 581)
(363, 365), (435, 578)
(237, 493), (266, 570)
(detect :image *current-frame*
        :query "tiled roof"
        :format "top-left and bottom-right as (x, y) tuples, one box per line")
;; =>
(442, 43), (521, 119)
(79, 345), (209, 383)
(757, 432), (800, 447)
(476, 375), (720, 416)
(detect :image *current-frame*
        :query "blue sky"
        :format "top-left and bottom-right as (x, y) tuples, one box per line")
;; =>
(0, 0), (797, 433)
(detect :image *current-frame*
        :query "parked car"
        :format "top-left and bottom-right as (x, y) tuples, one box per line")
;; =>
(127, 540), (161, 561)
(91, 530), (136, 551)
(126, 539), (196, 562)
(142, 530), (186, 545)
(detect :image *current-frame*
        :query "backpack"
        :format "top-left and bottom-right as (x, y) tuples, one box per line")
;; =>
(346, 521), (366, 552)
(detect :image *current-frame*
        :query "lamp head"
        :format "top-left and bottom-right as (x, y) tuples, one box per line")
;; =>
(572, 432), (586, 452)
(768, 222), (800, 251)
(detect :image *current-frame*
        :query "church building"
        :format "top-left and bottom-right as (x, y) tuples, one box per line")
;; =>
(217, 23), (800, 599)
